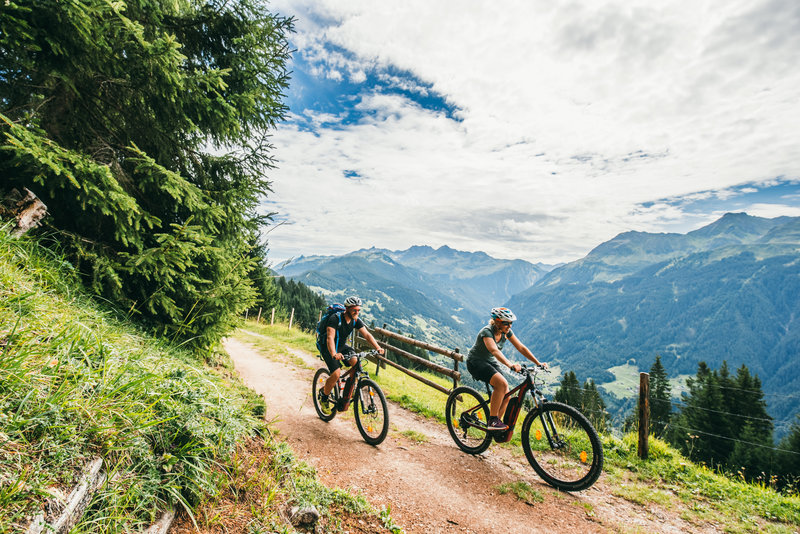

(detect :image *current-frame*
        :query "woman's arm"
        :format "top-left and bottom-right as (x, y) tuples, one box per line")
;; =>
(508, 335), (547, 368)
(482, 336), (520, 371)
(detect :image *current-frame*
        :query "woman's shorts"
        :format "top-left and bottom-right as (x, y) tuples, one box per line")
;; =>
(467, 358), (503, 384)
(321, 344), (356, 373)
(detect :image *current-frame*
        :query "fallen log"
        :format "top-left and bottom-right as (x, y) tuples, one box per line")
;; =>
(1, 187), (48, 237)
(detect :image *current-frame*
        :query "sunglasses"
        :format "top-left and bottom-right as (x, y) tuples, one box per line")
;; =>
(500, 321), (512, 326)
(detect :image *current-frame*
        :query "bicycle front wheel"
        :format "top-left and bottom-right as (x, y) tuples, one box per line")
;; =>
(312, 368), (337, 421)
(521, 401), (603, 491)
(353, 379), (389, 445)
(445, 386), (492, 455)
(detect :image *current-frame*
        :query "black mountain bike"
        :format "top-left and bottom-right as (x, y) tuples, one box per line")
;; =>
(445, 365), (603, 491)
(312, 350), (389, 445)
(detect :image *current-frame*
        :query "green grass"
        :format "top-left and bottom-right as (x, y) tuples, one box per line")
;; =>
(602, 434), (800, 531)
(238, 325), (315, 370)
(496, 480), (544, 504)
(239, 323), (800, 533)
(240, 320), (319, 354)
(0, 229), (398, 533)
(398, 430), (429, 443)
(612, 482), (673, 507)
(601, 362), (690, 399)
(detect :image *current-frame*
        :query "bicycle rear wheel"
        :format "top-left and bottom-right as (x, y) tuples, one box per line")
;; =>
(445, 386), (492, 454)
(353, 379), (389, 445)
(312, 368), (337, 421)
(521, 401), (603, 491)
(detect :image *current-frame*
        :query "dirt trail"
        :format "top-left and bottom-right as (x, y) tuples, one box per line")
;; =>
(224, 335), (717, 534)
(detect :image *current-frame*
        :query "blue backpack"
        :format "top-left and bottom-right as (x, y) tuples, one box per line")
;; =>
(315, 303), (346, 354)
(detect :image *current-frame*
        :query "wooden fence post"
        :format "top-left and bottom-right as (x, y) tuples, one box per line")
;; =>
(452, 348), (460, 390)
(256, 307), (262, 323)
(375, 323), (389, 376)
(288, 308), (294, 329)
(271, 308), (275, 325)
(244, 309), (248, 320)
(638, 372), (650, 460)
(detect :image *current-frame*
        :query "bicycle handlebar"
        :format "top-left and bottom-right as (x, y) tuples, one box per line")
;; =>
(515, 363), (549, 376)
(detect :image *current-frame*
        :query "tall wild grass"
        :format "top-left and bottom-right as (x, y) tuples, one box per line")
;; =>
(0, 227), (264, 532)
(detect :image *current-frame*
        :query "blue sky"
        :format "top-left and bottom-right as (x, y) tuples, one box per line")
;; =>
(263, 0), (800, 265)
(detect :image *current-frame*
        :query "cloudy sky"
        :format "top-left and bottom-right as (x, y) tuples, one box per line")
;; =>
(262, 0), (800, 266)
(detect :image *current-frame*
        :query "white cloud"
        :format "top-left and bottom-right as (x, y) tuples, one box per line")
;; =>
(744, 203), (800, 218)
(264, 0), (800, 264)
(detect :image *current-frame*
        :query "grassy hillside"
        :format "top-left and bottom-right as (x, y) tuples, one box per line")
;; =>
(0, 229), (397, 533)
(239, 322), (800, 533)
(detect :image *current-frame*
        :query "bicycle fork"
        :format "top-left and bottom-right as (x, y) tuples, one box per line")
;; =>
(539, 409), (566, 450)
(359, 383), (377, 414)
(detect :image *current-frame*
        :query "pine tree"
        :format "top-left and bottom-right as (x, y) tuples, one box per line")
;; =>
(0, 0), (293, 351)
(649, 355), (672, 438)
(725, 365), (774, 478)
(274, 277), (326, 332)
(554, 371), (582, 408)
(669, 362), (729, 466)
(581, 379), (607, 432)
(669, 360), (776, 477)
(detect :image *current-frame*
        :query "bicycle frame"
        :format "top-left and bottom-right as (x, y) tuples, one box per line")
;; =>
(334, 353), (370, 412)
(465, 367), (544, 443)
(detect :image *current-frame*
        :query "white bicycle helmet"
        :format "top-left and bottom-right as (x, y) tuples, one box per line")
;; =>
(490, 307), (516, 322)
(344, 296), (362, 307)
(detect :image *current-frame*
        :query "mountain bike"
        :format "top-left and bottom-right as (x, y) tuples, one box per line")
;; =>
(312, 350), (389, 445)
(445, 365), (603, 491)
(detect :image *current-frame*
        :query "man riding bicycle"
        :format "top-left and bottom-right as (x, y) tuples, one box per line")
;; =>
(318, 296), (385, 408)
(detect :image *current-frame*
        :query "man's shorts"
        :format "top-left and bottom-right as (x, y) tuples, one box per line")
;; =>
(321, 344), (356, 373)
(467, 357), (503, 384)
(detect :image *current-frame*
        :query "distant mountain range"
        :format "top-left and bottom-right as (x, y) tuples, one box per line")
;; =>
(278, 245), (554, 347)
(278, 213), (800, 433)
(507, 212), (800, 432)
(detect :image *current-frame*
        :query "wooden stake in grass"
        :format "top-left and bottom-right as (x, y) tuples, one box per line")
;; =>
(638, 372), (650, 460)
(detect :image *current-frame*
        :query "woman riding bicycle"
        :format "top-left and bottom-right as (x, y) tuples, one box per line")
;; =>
(466, 307), (547, 432)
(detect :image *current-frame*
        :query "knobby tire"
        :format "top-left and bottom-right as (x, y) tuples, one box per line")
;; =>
(445, 386), (492, 454)
(312, 368), (337, 421)
(521, 401), (603, 491)
(353, 378), (389, 445)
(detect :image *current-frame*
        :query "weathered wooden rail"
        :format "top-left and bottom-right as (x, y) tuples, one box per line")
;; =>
(354, 325), (462, 395)
(24, 457), (175, 534)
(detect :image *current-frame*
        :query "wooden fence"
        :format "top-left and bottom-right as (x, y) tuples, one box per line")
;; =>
(354, 325), (653, 460)
(353, 325), (463, 395)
